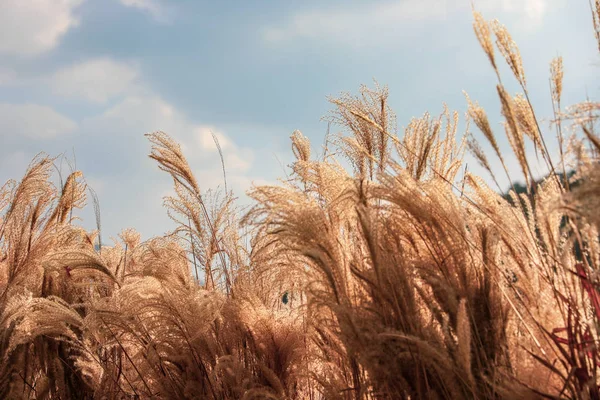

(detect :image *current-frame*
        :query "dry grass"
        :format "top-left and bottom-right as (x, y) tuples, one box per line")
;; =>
(1, 6), (599, 400)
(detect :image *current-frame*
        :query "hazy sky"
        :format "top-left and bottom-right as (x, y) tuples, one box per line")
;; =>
(0, 0), (598, 240)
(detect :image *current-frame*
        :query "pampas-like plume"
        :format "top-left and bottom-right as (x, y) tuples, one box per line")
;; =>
(492, 20), (527, 87)
(473, 10), (498, 76)
(1, 4), (599, 399)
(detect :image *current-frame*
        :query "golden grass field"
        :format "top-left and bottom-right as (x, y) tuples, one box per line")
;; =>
(1, 5), (600, 399)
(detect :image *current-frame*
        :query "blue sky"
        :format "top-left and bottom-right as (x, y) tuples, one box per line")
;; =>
(0, 0), (598, 240)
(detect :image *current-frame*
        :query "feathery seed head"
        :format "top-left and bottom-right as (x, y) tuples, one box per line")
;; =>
(464, 92), (501, 159)
(119, 228), (141, 249)
(513, 93), (542, 149)
(492, 20), (527, 87)
(550, 56), (564, 105)
(473, 10), (497, 72)
(467, 135), (493, 175)
(291, 130), (311, 162)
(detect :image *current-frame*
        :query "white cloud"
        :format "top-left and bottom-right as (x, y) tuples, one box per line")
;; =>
(0, 103), (77, 139)
(50, 58), (140, 104)
(0, 52), (261, 239)
(84, 94), (255, 177)
(263, 0), (450, 45)
(76, 92), (258, 238)
(263, 0), (552, 46)
(477, 0), (548, 25)
(84, 94), (256, 177)
(0, 0), (84, 56)
(194, 127), (233, 152)
(88, 95), (185, 133)
(225, 150), (254, 173)
(119, 0), (170, 22)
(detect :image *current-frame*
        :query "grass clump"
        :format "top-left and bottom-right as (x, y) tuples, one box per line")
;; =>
(1, 4), (600, 399)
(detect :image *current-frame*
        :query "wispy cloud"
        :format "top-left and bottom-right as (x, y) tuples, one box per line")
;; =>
(0, 49), (261, 238)
(0, 0), (84, 56)
(194, 127), (233, 153)
(262, 0), (450, 46)
(0, 103), (77, 139)
(49, 58), (141, 104)
(119, 0), (172, 23)
(479, 0), (548, 23)
(76, 92), (257, 237)
(81, 92), (255, 177)
(262, 0), (553, 47)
